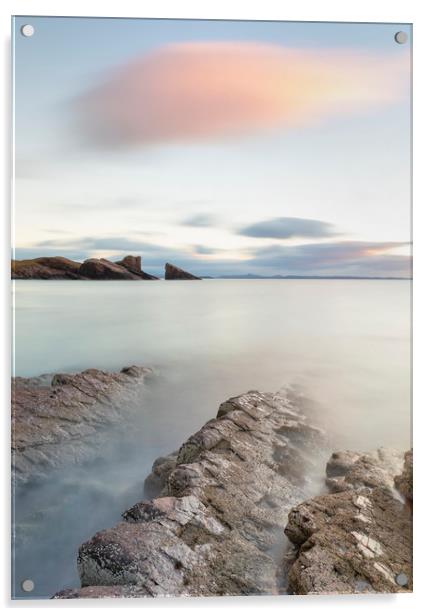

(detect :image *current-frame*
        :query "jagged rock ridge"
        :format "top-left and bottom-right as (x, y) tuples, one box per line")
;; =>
(12, 365), (152, 485)
(55, 388), (327, 598)
(51, 388), (412, 599)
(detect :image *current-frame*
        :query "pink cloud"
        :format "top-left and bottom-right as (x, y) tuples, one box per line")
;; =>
(79, 42), (409, 146)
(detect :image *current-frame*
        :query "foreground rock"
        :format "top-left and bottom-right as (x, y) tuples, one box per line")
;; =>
(394, 449), (413, 502)
(12, 255), (159, 280)
(165, 262), (201, 280)
(285, 448), (412, 594)
(12, 366), (152, 485)
(55, 389), (327, 598)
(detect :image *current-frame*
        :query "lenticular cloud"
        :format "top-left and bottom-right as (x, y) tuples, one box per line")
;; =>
(79, 41), (409, 146)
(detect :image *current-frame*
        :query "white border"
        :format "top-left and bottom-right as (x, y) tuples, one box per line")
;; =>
(1, 1), (430, 614)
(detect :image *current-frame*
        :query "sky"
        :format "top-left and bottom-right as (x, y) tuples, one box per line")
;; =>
(13, 17), (412, 277)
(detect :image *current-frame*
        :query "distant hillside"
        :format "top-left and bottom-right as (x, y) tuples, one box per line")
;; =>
(217, 274), (411, 280)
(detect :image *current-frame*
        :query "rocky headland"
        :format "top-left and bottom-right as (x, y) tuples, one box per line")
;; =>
(12, 256), (84, 280)
(12, 255), (159, 280)
(79, 257), (158, 280)
(12, 365), (152, 485)
(12, 256), (202, 280)
(52, 387), (412, 598)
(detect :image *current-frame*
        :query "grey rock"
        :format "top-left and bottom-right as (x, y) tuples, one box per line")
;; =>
(394, 449), (413, 502)
(53, 585), (149, 599)
(285, 448), (413, 594)
(12, 366), (152, 485)
(143, 452), (179, 498)
(326, 450), (361, 478)
(55, 389), (327, 598)
(325, 448), (404, 493)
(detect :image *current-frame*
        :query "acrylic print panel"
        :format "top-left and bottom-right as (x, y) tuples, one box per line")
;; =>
(11, 16), (412, 599)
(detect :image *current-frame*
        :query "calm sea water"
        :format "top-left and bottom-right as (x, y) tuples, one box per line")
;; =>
(12, 279), (411, 598)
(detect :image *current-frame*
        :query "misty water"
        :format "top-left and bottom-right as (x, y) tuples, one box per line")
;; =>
(12, 279), (411, 598)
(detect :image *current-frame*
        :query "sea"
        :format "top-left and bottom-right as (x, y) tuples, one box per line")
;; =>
(11, 279), (411, 598)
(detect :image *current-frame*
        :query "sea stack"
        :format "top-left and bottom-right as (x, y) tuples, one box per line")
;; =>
(165, 262), (201, 280)
(115, 256), (159, 280)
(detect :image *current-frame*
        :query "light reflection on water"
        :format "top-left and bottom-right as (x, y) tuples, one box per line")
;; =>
(12, 279), (411, 598)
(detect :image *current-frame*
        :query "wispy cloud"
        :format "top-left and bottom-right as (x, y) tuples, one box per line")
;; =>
(239, 217), (337, 239)
(193, 245), (219, 255)
(78, 42), (409, 146)
(33, 236), (159, 252)
(182, 213), (219, 227)
(244, 241), (411, 277)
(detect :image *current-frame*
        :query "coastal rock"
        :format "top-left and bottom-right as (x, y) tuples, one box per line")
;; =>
(395, 449), (413, 502)
(12, 257), (82, 280)
(52, 386), (412, 599)
(115, 255), (159, 280)
(12, 366), (152, 485)
(285, 448), (412, 594)
(143, 452), (179, 498)
(165, 262), (201, 280)
(55, 389), (327, 598)
(12, 255), (159, 280)
(325, 448), (404, 493)
(78, 258), (143, 280)
(53, 585), (150, 599)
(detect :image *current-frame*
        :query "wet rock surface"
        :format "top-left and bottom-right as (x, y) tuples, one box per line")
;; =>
(12, 366), (152, 485)
(55, 389), (327, 598)
(285, 448), (412, 594)
(51, 386), (412, 599)
(165, 262), (201, 280)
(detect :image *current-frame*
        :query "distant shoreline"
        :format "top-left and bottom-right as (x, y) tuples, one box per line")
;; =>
(209, 275), (411, 281)
(12, 276), (411, 281)
(11, 256), (411, 281)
